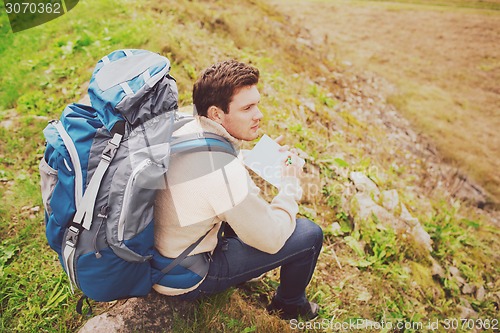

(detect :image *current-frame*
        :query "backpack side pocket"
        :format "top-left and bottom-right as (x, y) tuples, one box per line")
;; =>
(39, 157), (58, 217)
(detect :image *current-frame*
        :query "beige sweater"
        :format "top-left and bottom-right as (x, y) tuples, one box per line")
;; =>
(154, 116), (302, 294)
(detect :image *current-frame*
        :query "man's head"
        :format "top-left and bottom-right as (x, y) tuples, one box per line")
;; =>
(193, 60), (263, 141)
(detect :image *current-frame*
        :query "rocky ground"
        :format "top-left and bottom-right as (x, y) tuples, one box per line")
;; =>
(331, 68), (494, 212)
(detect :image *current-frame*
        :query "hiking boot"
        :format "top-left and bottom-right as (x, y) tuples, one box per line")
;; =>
(266, 296), (319, 320)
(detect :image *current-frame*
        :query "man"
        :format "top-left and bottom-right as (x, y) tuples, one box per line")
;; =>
(154, 60), (323, 320)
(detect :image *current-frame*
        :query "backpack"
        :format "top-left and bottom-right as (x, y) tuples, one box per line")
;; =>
(39, 49), (236, 305)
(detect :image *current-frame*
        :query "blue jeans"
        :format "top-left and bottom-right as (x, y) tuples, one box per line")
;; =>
(174, 218), (323, 307)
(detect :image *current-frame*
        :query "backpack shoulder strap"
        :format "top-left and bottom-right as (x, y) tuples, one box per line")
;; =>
(73, 131), (123, 230)
(170, 132), (237, 157)
(159, 132), (237, 275)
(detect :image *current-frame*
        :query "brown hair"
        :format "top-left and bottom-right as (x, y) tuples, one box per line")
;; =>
(193, 60), (260, 117)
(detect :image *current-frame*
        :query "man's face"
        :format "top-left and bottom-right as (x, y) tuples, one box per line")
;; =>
(220, 85), (263, 141)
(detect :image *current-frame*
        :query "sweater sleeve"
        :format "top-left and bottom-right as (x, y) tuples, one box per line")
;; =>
(217, 171), (302, 254)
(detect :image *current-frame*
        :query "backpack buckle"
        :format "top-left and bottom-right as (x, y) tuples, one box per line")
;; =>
(101, 134), (122, 162)
(66, 226), (80, 248)
(101, 143), (117, 162)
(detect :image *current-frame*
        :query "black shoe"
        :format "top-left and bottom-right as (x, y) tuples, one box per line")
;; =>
(266, 296), (319, 321)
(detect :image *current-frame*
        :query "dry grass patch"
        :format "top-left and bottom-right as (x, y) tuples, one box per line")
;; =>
(271, 0), (500, 203)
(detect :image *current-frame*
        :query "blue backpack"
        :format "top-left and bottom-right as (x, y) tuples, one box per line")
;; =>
(39, 49), (236, 306)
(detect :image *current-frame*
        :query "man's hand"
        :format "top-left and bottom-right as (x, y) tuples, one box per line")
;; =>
(274, 135), (304, 179)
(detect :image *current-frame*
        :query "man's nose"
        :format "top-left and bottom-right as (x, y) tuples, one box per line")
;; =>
(254, 107), (263, 120)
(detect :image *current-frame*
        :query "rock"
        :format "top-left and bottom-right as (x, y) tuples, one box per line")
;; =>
(351, 192), (413, 235)
(449, 266), (466, 286)
(449, 266), (460, 277)
(351, 192), (399, 230)
(399, 203), (433, 252)
(411, 223), (433, 252)
(79, 313), (125, 333)
(400, 204), (419, 227)
(296, 37), (313, 47)
(462, 283), (475, 295)
(0, 109), (17, 129)
(356, 290), (372, 302)
(78, 292), (192, 333)
(430, 258), (445, 279)
(446, 170), (487, 208)
(381, 189), (399, 212)
(302, 100), (316, 112)
(349, 172), (380, 196)
(351, 192), (433, 251)
(328, 222), (343, 236)
(0, 119), (14, 129)
(475, 286), (486, 301)
(457, 305), (478, 319)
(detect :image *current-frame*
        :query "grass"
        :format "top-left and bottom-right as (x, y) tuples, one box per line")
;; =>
(1, 0), (499, 332)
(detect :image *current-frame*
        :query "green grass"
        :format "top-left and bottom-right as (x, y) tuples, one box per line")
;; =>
(1, 0), (499, 332)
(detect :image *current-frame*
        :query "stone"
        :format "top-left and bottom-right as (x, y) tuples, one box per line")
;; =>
(381, 189), (399, 212)
(400, 204), (419, 227)
(302, 100), (316, 112)
(430, 258), (445, 279)
(79, 313), (125, 333)
(476, 286), (486, 301)
(411, 223), (433, 252)
(356, 290), (372, 302)
(457, 305), (478, 319)
(328, 222), (343, 236)
(449, 266), (466, 286)
(78, 292), (192, 333)
(399, 203), (433, 251)
(349, 172), (380, 196)
(462, 283), (475, 295)
(351, 192), (433, 251)
(350, 192), (401, 231)
(0, 109), (17, 129)
(0, 119), (14, 129)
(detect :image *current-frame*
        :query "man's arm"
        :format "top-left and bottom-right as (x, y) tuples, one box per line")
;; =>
(217, 171), (302, 254)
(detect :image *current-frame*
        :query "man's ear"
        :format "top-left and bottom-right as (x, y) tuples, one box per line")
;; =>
(207, 106), (224, 124)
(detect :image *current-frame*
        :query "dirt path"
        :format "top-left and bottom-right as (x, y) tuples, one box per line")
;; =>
(270, 0), (500, 202)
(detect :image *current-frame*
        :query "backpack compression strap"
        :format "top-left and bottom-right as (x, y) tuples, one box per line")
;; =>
(160, 226), (214, 275)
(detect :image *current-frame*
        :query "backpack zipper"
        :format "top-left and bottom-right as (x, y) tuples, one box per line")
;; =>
(93, 218), (104, 259)
(117, 158), (151, 242)
(94, 206), (108, 258)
